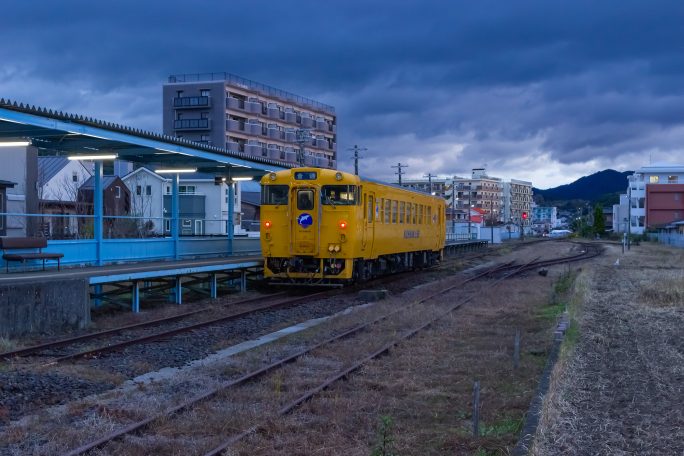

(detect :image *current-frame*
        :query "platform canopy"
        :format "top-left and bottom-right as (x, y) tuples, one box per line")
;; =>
(0, 98), (292, 180)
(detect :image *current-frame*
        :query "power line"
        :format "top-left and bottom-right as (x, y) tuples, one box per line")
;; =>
(391, 163), (408, 185)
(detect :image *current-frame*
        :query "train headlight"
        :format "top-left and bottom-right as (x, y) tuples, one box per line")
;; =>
(334, 245), (341, 252)
(269, 173), (277, 181)
(328, 244), (335, 252)
(338, 220), (348, 229)
(335, 172), (343, 181)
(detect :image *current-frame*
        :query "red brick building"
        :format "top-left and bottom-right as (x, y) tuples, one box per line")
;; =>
(646, 184), (684, 227)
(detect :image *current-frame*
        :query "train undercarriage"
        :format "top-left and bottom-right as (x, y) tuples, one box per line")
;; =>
(265, 250), (442, 285)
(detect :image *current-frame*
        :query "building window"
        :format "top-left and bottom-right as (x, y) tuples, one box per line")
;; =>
(179, 185), (196, 194)
(649, 175), (659, 183)
(115, 186), (121, 198)
(668, 175), (678, 184)
(136, 185), (142, 196)
(72, 171), (78, 183)
(200, 89), (210, 97)
(146, 185), (152, 196)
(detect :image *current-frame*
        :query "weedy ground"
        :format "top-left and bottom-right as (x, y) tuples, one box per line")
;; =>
(532, 242), (684, 456)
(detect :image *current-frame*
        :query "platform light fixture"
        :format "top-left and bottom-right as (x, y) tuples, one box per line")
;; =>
(0, 140), (31, 147)
(67, 153), (117, 160)
(230, 177), (253, 181)
(155, 168), (197, 174)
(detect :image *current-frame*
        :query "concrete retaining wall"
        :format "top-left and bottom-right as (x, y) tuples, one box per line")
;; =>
(0, 278), (90, 337)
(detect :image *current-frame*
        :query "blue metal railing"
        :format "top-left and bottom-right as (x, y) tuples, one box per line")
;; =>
(0, 212), (255, 269)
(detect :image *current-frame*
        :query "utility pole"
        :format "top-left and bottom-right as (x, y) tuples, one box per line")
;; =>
(295, 129), (311, 167)
(348, 145), (367, 176)
(424, 173), (437, 194)
(467, 182), (472, 239)
(490, 198), (494, 244)
(392, 163), (408, 185)
(451, 180), (456, 238)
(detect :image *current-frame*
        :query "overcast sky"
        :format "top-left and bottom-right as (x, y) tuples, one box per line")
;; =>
(2, 0), (683, 188)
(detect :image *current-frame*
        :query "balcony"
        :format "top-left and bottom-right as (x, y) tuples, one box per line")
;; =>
(173, 118), (210, 130)
(227, 119), (246, 133)
(173, 96), (210, 109)
(227, 97), (246, 111)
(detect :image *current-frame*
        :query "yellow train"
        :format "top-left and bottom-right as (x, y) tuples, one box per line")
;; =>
(259, 168), (446, 284)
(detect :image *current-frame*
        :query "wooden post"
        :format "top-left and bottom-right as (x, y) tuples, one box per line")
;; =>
(514, 329), (521, 369)
(472, 380), (480, 437)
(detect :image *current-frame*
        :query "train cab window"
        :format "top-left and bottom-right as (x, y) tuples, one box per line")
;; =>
(321, 185), (358, 205)
(297, 189), (315, 210)
(399, 202), (405, 224)
(262, 185), (289, 205)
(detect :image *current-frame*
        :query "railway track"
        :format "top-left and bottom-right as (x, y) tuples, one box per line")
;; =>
(59, 245), (601, 456)
(0, 248), (499, 366)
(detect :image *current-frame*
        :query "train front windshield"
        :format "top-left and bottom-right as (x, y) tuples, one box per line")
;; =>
(321, 185), (358, 205)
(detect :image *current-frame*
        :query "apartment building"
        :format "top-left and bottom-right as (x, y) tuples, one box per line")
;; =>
(162, 73), (337, 168)
(615, 164), (684, 234)
(504, 179), (534, 224)
(453, 169), (504, 224)
(400, 177), (448, 197)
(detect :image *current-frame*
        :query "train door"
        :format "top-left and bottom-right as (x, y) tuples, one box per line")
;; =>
(291, 187), (319, 255)
(362, 192), (375, 253)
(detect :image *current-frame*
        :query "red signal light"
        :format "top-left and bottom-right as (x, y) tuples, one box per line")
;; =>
(264, 220), (272, 229)
(338, 220), (348, 229)
(522, 212), (528, 220)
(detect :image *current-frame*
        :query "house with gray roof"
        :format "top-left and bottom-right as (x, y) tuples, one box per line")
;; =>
(37, 156), (92, 237)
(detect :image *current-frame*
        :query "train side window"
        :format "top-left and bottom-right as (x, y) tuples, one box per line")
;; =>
(405, 203), (410, 225)
(261, 185), (289, 205)
(368, 196), (374, 222)
(399, 202), (405, 224)
(392, 201), (398, 224)
(427, 206), (432, 224)
(297, 189), (314, 210)
(363, 195), (367, 220)
(385, 200), (390, 223)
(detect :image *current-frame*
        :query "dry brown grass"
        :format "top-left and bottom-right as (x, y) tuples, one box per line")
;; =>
(533, 243), (684, 455)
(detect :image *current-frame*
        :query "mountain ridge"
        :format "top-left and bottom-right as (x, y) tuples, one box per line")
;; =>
(533, 169), (632, 203)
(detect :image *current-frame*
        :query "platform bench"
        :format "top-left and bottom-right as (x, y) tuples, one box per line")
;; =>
(0, 237), (64, 272)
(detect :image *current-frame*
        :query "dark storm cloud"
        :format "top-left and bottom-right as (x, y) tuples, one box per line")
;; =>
(2, 0), (684, 185)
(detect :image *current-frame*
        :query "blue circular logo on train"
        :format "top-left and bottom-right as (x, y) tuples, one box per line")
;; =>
(297, 213), (313, 228)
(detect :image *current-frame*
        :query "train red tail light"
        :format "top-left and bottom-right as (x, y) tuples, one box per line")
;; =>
(264, 220), (272, 229)
(338, 220), (348, 229)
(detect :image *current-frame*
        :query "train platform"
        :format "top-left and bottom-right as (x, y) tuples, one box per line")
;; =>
(0, 255), (264, 337)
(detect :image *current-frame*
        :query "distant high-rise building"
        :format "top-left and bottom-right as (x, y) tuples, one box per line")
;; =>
(163, 73), (337, 168)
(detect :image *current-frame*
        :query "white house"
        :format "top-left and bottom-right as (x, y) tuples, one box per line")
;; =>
(161, 173), (244, 236)
(38, 156), (93, 237)
(39, 156), (92, 202)
(121, 167), (167, 235)
(121, 168), (245, 236)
